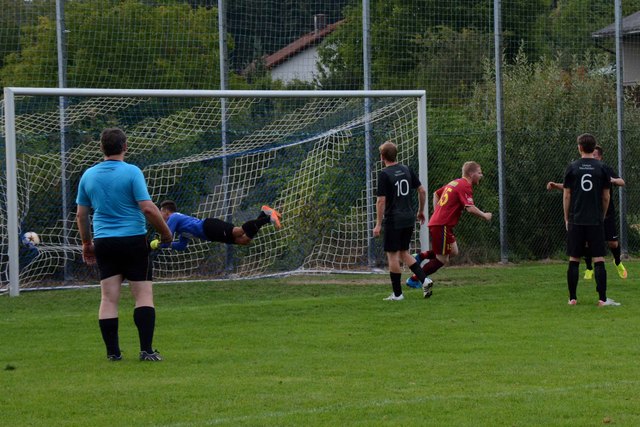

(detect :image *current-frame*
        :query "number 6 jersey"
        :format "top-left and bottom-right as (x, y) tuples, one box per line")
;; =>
(563, 158), (611, 225)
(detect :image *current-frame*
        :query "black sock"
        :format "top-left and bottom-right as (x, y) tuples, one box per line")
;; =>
(611, 245), (621, 265)
(99, 317), (120, 356)
(594, 261), (607, 301)
(409, 261), (427, 283)
(134, 306), (156, 353)
(390, 272), (402, 297)
(241, 217), (268, 239)
(423, 258), (444, 276)
(567, 261), (579, 300)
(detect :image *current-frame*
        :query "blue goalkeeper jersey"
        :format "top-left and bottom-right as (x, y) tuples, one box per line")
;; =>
(163, 212), (207, 251)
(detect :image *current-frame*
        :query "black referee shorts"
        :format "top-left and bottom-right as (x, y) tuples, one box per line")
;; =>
(383, 225), (414, 252)
(94, 234), (152, 281)
(566, 224), (606, 258)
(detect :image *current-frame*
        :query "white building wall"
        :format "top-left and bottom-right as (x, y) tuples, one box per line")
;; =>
(270, 47), (320, 84)
(623, 39), (640, 85)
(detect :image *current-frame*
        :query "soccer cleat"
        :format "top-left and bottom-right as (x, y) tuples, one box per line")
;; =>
(615, 262), (628, 279)
(107, 354), (122, 361)
(139, 350), (163, 361)
(405, 276), (422, 289)
(598, 298), (621, 307)
(383, 293), (404, 301)
(261, 205), (282, 229)
(568, 299), (577, 306)
(583, 269), (593, 280)
(422, 277), (434, 299)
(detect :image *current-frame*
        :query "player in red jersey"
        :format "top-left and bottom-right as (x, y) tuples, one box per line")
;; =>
(406, 161), (492, 297)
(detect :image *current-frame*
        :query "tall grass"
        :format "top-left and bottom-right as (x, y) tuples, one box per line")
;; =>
(1, 262), (639, 426)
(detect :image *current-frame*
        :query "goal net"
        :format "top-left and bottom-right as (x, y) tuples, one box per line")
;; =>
(2, 89), (427, 294)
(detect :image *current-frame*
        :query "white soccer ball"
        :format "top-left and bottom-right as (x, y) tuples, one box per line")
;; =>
(23, 231), (41, 245)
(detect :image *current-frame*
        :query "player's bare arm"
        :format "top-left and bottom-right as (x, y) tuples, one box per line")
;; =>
(76, 204), (96, 265)
(139, 200), (173, 243)
(611, 177), (625, 187)
(432, 192), (440, 210)
(546, 181), (563, 191)
(417, 185), (426, 224)
(373, 196), (385, 237)
(563, 188), (571, 229)
(465, 205), (492, 221)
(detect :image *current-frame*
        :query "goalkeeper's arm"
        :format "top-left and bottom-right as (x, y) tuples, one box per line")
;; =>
(150, 235), (190, 251)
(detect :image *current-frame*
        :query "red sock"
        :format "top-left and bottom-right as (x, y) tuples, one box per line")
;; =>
(423, 258), (445, 276)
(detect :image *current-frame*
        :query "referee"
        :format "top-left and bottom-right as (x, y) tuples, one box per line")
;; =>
(563, 133), (620, 306)
(76, 128), (173, 361)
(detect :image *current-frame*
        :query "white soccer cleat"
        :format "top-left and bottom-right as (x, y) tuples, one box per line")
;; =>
(383, 293), (404, 301)
(598, 298), (621, 307)
(422, 277), (434, 299)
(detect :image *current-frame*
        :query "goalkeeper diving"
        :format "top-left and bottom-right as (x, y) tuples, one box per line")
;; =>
(150, 200), (282, 251)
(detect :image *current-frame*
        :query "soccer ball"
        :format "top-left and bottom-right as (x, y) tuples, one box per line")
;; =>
(23, 231), (41, 245)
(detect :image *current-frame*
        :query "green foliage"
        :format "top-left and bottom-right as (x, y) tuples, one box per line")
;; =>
(411, 26), (492, 104)
(0, 15), (58, 88)
(467, 49), (640, 258)
(534, 0), (640, 61)
(1, 0), (233, 89)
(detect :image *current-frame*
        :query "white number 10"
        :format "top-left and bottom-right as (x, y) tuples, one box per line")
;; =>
(395, 179), (409, 196)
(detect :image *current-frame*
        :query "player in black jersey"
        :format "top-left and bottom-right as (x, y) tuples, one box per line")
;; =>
(563, 133), (619, 306)
(583, 145), (627, 279)
(373, 141), (428, 301)
(546, 146), (627, 280)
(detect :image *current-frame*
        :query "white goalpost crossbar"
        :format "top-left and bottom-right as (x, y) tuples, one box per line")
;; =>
(3, 88), (428, 296)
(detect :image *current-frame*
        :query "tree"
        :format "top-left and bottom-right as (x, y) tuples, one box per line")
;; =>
(316, 0), (547, 98)
(1, 0), (233, 90)
(467, 50), (640, 258)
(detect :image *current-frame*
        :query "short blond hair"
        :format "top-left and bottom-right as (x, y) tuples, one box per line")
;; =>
(462, 161), (480, 177)
(379, 141), (397, 162)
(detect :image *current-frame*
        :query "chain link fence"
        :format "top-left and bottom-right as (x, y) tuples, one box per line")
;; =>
(2, 0), (639, 281)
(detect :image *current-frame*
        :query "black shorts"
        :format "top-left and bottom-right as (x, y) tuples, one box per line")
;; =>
(203, 218), (235, 244)
(94, 234), (152, 281)
(383, 225), (414, 252)
(603, 216), (618, 242)
(566, 224), (606, 258)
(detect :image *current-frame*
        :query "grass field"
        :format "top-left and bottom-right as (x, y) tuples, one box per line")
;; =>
(2, 261), (640, 426)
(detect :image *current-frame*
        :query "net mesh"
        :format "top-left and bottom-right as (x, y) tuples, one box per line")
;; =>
(2, 92), (423, 290)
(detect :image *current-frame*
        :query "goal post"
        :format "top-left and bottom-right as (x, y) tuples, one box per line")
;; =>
(3, 88), (428, 296)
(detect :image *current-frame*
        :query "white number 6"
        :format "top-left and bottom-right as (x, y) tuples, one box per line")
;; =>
(581, 174), (593, 192)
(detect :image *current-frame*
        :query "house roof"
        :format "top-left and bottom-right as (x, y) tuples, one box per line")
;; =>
(592, 11), (640, 38)
(263, 19), (345, 69)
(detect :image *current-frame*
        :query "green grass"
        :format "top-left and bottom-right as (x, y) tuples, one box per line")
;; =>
(2, 261), (640, 426)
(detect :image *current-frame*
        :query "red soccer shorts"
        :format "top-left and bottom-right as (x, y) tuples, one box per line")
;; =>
(429, 225), (456, 256)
